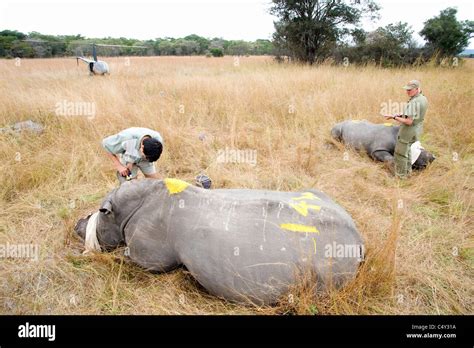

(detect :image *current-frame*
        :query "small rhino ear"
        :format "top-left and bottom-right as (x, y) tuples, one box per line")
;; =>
(99, 200), (112, 214)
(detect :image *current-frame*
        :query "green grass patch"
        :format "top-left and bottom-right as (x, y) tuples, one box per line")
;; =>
(428, 189), (452, 206)
(80, 193), (103, 203)
(459, 247), (474, 267)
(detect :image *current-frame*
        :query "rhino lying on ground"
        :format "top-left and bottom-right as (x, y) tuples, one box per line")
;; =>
(331, 120), (435, 170)
(75, 178), (364, 305)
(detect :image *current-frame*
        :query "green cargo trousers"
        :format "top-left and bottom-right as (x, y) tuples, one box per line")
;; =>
(394, 137), (413, 179)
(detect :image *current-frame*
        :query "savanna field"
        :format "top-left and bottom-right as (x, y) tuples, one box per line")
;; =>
(0, 56), (472, 314)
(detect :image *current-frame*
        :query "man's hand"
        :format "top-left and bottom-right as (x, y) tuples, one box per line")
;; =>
(117, 164), (130, 177)
(385, 114), (414, 126)
(105, 151), (131, 177)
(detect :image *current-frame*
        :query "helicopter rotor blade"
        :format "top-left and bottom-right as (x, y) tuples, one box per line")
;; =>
(74, 56), (93, 64)
(93, 44), (148, 49)
(22, 39), (148, 49)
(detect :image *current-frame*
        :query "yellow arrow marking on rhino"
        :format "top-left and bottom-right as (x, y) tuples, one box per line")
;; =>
(289, 192), (322, 216)
(291, 192), (321, 201)
(280, 223), (320, 234)
(164, 178), (190, 195)
(289, 201), (321, 217)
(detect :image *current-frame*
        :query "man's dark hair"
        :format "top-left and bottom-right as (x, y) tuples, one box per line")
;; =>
(143, 138), (163, 162)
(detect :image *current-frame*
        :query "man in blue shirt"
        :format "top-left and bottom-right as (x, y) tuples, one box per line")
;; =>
(102, 127), (163, 183)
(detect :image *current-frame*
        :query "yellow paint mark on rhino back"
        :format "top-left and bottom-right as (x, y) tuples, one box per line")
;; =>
(280, 223), (320, 234)
(383, 123), (394, 127)
(291, 192), (321, 201)
(164, 178), (190, 195)
(289, 201), (321, 217)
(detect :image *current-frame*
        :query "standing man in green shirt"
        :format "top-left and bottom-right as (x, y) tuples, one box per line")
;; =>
(102, 127), (163, 183)
(385, 80), (428, 179)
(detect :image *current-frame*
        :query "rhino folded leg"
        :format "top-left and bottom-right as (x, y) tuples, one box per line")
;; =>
(371, 150), (394, 163)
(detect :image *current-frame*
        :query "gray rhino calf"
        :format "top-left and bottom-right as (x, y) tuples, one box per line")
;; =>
(75, 179), (364, 305)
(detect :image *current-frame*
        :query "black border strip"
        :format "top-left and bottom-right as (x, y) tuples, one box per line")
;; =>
(0, 315), (471, 347)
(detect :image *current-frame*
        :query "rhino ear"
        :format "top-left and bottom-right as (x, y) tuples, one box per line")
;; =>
(99, 200), (113, 215)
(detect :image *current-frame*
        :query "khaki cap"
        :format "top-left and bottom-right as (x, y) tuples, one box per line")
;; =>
(403, 80), (420, 90)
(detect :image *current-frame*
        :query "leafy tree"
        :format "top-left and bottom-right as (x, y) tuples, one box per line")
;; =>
(253, 39), (274, 55)
(209, 38), (225, 50)
(0, 36), (16, 57)
(184, 34), (210, 54)
(270, 0), (380, 64)
(226, 40), (251, 55)
(174, 39), (200, 55)
(158, 40), (176, 55)
(209, 48), (224, 57)
(420, 7), (474, 56)
(374, 22), (415, 49)
(366, 22), (417, 65)
(0, 30), (28, 57)
(0, 30), (26, 40)
(334, 22), (422, 67)
(10, 40), (35, 58)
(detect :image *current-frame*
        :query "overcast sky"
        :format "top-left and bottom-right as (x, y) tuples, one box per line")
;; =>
(0, 0), (472, 47)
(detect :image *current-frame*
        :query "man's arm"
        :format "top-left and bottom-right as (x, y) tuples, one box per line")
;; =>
(104, 151), (130, 176)
(384, 114), (414, 126)
(394, 115), (414, 126)
(102, 135), (131, 176)
(384, 98), (420, 126)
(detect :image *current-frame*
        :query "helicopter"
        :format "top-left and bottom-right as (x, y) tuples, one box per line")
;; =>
(76, 43), (147, 75)
(22, 39), (149, 75)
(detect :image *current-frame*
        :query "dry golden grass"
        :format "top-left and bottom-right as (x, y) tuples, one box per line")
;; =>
(0, 56), (472, 314)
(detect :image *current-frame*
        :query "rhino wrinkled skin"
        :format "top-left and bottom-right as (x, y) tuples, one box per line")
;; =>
(75, 179), (364, 305)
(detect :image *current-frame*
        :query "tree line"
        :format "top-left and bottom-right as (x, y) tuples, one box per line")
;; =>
(1, 1), (473, 66)
(0, 31), (274, 58)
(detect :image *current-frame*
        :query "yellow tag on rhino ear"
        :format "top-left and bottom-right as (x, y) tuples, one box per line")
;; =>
(164, 178), (190, 195)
